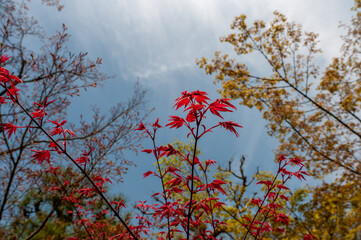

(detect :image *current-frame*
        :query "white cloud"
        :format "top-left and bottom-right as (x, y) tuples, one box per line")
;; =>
(29, 0), (352, 88)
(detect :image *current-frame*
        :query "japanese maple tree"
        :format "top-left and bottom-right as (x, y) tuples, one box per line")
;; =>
(0, 1), (147, 238)
(135, 90), (243, 239)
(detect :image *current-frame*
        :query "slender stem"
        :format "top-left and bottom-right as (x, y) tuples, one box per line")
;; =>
(151, 136), (171, 240)
(203, 168), (217, 235)
(186, 121), (200, 240)
(25, 205), (58, 240)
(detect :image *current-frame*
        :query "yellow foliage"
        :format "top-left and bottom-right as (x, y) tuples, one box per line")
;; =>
(285, 181), (361, 239)
(197, 0), (361, 238)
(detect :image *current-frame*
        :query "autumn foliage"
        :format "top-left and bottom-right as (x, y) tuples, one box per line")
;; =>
(2, 0), (360, 239)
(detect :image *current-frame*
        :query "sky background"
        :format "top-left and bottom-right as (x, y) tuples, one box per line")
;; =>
(27, 0), (354, 203)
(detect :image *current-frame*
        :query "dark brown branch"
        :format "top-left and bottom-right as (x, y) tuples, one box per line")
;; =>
(249, 34), (361, 140)
(284, 118), (360, 175)
(24, 204), (57, 240)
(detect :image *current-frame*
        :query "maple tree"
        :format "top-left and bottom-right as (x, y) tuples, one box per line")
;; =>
(197, 0), (361, 238)
(135, 90), (243, 239)
(0, 1), (147, 238)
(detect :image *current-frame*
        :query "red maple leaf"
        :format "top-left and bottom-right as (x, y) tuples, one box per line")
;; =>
(216, 98), (236, 110)
(143, 171), (156, 178)
(208, 179), (227, 195)
(165, 177), (183, 187)
(6, 83), (21, 100)
(48, 120), (67, 136)
(173, 90), (210, 110)
(161, 144), (179, 157)
(208, 100), (233, 119)
(257, 180), (273, 187)
(0, 55), (10, 64)
(166, 115), (185, 129)
(190, 90), (210, 105)
(135, 121), (146, 131)
(31, 150), (51, 164)
(276, 184), (290, 190)
(289, 157), (304, 166)
(304, 234), (317, 240)
(0, 123), (21, 138)
(152, 118), (162, 129)
(141, 149), (153, 153)
(218, 121), (243, 137)
(251, 198), (262, 206)
(173, 91), (192, 110)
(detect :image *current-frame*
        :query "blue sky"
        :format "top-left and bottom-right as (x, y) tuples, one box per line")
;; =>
(27, 0), (354, 203)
